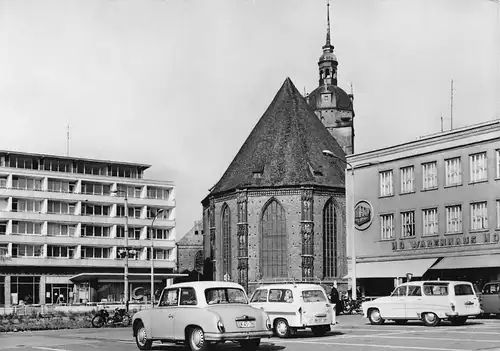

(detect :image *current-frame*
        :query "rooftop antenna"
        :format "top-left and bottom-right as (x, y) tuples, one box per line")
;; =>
(441, 114), (444, 132)
(450, 79), (454, 130)
(67, 125), (70, 156)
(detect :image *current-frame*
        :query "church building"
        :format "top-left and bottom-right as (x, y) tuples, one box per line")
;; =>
(201, 5), (355, 292)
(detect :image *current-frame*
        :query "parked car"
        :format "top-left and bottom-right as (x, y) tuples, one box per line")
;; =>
(362, 280), (481, 327)
(481, 281), (500, 316)
(131, 281), (273, 351)
(249, 283), (335, 338)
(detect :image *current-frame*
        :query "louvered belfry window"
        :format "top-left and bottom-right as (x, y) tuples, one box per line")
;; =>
(221, 205), (231, 276)
(323, 199), (338, 278)
(260, 199), (287, 279)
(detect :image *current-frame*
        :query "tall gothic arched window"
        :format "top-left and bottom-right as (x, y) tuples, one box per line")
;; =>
(260, 199), (287, 279)
(323, 198), (340, 278)
(221, 204), (231, 275)
(194, 250), (203, 272)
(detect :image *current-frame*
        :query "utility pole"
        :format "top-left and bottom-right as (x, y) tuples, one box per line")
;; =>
(67, 125), (70, 156)
(450, 80), (454, 130)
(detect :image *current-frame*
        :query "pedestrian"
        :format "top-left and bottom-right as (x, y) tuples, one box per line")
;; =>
(329, 285), (342, 316)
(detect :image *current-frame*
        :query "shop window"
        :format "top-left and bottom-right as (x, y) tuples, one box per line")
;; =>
(10, 276), (40, 305)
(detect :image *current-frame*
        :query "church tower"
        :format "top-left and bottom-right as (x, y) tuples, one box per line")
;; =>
(306, 2), (355, 155)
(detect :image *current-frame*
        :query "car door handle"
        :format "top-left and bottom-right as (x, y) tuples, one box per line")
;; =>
(168, 314), (174, 318)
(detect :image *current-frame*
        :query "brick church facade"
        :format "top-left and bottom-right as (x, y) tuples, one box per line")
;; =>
(201, 5), (354, 293)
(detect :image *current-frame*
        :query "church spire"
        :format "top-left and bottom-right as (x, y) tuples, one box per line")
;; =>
(318, 0), (338, 86)
(326, 1), (331, 47)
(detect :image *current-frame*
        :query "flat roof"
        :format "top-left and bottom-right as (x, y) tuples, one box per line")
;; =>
(0, 149), (151, 169)
(70, 272), (188, 282)
(348, 119), (500, 162)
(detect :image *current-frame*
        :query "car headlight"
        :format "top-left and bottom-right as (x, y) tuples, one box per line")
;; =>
(266, 317), (272, 330)
(217, 320), (225, 333)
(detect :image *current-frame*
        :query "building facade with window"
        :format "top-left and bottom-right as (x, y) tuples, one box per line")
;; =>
(0, 150), (176, 306)
(201, 78), (347, 293)
(346, 120), (500, 296)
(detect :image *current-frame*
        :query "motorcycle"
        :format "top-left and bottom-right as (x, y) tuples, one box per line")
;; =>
(91, 306), (131, 328)
(341, 295), (364, 315)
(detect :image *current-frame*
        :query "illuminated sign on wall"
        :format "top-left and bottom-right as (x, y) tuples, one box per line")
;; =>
(354, 200), (373, 231)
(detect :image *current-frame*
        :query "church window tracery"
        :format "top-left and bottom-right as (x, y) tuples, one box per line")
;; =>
(323, 198), (342, 278)
(260, 199), (287, 279)
(221, 204), (231, 276)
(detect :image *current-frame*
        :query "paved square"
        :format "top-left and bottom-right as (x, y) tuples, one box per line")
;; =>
(1, 315), (499, 351)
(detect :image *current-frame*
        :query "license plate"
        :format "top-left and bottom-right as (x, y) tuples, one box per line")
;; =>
(314, 318), (326, 323)
(236, 321), (256, 328)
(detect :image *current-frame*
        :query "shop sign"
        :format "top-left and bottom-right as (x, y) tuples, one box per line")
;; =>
(392, 233), (500, 252)
(354, 200), (373, 231)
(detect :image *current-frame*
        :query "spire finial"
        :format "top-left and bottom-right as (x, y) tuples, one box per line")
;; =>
(326, 0), (331, 46)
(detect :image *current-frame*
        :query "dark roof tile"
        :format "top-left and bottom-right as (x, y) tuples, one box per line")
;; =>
(206, 77), (346, 198)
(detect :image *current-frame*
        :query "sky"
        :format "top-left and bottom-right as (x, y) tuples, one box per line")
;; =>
(0, 0), (498, 239)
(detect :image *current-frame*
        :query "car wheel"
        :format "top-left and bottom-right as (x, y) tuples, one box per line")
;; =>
(91, 315), (104, 328)
(135, 322), (153, 350)
(394, 320), (408, 325)
(311, 326), (328, 337)
(274, 319), (290, 338)
(240, 338), (260, 351)
(187, 326), (208, 351)
(368, 308), (384, 325)
(449, 317), (467, 326)
(122, 315), (131, 327)
(422, 312), (440, 327)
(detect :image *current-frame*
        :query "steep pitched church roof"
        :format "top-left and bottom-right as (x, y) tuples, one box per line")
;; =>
(205, 77), (346, 200)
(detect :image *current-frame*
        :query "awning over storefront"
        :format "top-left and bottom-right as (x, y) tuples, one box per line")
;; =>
(69, 273), (188, 283)
(430, 254), (500, 270)
(343, 258), (439, 279)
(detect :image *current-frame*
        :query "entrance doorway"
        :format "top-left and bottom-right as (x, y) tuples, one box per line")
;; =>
(46, 284), (72, 304)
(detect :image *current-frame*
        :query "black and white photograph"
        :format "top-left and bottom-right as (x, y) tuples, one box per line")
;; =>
(1, 0), (500, 350)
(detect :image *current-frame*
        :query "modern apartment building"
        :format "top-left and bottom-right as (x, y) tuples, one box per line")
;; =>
(346, 120), (500, 296)
(0, 150), (176, 306)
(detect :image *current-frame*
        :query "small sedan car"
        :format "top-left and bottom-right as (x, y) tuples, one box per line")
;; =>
(132, 281), (273, 351)
(249, 283), (335, 338)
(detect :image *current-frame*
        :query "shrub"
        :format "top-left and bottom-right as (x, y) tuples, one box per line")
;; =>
(0, 311), (96, 332)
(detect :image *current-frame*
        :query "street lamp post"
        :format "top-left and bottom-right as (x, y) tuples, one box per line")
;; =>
(113, 189), (130, 312)
(150, 208), (164, 308)
(322, 149), (358, 300)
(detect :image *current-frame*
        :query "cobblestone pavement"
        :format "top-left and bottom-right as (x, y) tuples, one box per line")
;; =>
(1, 315), (500, 351)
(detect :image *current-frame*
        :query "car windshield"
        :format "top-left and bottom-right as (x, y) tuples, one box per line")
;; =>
(302, 290), (326, 302)
(205, 288), (248, 305)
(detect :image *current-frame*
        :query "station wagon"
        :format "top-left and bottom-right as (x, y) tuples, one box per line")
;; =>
(362, 280), (481, 327)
